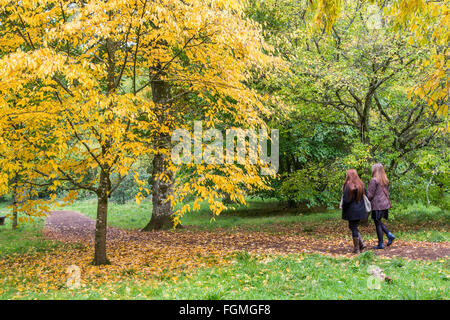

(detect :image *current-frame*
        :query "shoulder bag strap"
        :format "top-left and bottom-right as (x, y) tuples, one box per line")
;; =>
(381, 185), (392, 208)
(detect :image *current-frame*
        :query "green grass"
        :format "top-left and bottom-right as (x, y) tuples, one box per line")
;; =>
(1, 252), (448, 300)
(3, 197), (449, 250)
(65, 198), (450, 242)
(65, 198), (337, 231)
(396, 230), (449, 242)
(147, 252), (449, 300)
(66, 199), (153, 230)
(1, 199), (449, 300)
(0, 204), (61, 256)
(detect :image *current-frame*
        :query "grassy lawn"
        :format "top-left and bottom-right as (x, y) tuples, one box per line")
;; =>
(65, 198), (338, 234)
(65, 198), (450, 242)
(0, 199), (449, 300)
(0, 203), (62, 256)
(0, 251), (448, 299)
(66, 197), (330, 231)
(125, 252), (449, 300)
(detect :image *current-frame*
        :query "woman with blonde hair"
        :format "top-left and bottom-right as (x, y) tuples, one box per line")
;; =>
(367, 163), (395, 249)
(341, 169), (367, 254)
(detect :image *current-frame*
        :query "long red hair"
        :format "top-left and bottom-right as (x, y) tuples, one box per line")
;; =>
(343, 169), (364, 202)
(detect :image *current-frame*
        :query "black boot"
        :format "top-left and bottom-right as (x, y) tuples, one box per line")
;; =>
(387, 232), (395, 246)
(358, 233), (366, 251)
(352, 237), (360, 254)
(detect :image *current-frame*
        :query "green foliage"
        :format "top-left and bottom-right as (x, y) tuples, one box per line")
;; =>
(335, 142), (373, 181)
(109, 170), (152, 205)
(0, 194), (10, 203)
(392, 172), (445, 207)
(246, 0), (447, 209)
(278, 163), (341, 208)
(271, 117), (351, 207)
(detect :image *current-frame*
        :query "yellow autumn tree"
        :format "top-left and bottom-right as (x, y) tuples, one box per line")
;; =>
(0, 0), (277, 264)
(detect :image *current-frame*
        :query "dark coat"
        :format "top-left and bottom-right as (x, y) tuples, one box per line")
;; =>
(341, 186), (368, 221)
(367, 178), (391, 211)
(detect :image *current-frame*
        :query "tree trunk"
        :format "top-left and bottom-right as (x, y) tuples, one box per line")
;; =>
(361, 120), (370, 144)
(358, 109), (370, 144)
(92, 36), (115, 265)
(287, 199), (297, 208)
(143, 65), (176, 231)
(12, 184), (18, 230)
(93, 170), (110, 265)
(360, 87), (375, 145)
(222, 192), (234, 204)
(142, 152), (175, 230)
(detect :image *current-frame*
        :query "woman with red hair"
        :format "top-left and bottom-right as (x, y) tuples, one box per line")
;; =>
(341, 169), (367, 254)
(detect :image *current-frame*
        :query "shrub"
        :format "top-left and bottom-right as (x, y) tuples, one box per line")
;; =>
(390, 202), (449, 223)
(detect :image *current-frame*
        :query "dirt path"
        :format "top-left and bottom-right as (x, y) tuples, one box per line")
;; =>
(44, 210), (450, 261)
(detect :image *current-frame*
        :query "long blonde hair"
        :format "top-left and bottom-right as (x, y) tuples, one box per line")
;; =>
(372, 163), (389, 187)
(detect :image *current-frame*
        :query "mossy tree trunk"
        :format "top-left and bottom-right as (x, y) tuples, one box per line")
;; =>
(143, 65), (176, 231)
(93, 170), (111, 265)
